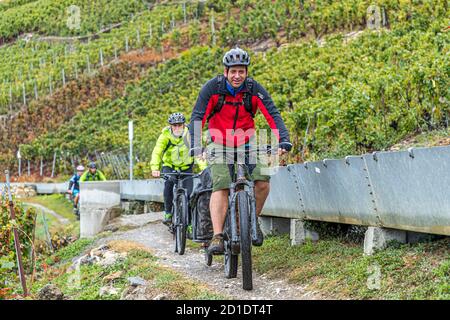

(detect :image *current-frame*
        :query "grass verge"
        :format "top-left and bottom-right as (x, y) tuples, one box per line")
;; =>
(24, 194), (80, 241)
(253, 235), (450, 300)
(390, 128), (450, 151)
(26, 194), (75, 222)
(31, 239), (227, 300)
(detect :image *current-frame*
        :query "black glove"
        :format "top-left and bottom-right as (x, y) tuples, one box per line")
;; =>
(279, 141), (293, 152)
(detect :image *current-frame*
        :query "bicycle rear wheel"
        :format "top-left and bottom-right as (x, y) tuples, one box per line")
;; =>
(237, 191), (253, 290)
(175, 194), (188, 255)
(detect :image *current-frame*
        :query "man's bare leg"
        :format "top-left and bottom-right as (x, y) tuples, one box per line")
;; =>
(210, 189), (229, 235)
(254, 180), (270, 216)
(252, 180), (270, 246)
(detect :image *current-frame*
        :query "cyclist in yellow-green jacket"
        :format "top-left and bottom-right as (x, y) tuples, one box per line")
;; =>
(80, 162), (107, 182)
(151, 112), (207, 225)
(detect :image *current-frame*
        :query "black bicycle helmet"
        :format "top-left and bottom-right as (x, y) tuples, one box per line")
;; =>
(168, 112), (186, 125)
(223, 47), (250, 67)
(88, 162), (97, 169)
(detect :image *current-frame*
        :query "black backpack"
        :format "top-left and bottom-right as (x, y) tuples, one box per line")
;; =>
(190, 167), (213, 241)
(206, 75), (256, 122)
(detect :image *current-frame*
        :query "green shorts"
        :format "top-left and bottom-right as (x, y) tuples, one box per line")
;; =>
(207, 142), (271, 192)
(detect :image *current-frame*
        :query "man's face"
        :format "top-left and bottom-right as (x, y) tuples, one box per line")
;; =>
(77, 170), (84, 176)
(171, 123), (184, 137)
(224, 66), (247, 89)
(89, 168), (96, 174)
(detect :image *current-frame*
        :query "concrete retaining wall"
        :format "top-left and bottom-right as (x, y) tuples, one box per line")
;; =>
(79, 181), (121, 238)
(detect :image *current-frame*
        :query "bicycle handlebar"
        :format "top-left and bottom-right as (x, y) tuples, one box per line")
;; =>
(190, 143), (292, 157)
(162, 171), (200, 182)
(162, 172), (197, 176)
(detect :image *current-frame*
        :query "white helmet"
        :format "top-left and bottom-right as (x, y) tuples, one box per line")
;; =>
(223, 47), (250, 67)
(76, 165), (85, 171)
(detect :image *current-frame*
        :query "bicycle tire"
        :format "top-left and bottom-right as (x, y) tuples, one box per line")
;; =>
(237, 191), (253, 290)
(205, 251), (213, 266)
(176, 194), (188, 255)
(224, 212), (238, 278)
(173, 212), (178, 253)
(76, 202), (80, 220)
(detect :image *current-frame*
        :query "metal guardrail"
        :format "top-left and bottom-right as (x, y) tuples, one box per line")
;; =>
(262, 166), (304, 218)
(13, 145), (450, 236)
(120, 178), (200, 202)
(120, 179), (165, 202)
(8, 182), (68, 194)
(283, 146), (450, 236)
(363, 146), (450, 235)
(287, 156), (379, 226)
(32, 182), (68, 194)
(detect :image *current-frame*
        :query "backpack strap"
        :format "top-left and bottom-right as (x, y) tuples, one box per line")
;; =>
(162, 139), (173, 154)
(243, 77), (255, 118)
(207, 75), (226, 122)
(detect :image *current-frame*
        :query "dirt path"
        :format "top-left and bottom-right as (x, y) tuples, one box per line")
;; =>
(98, 212), (322, 300)
(23, 202), (70, 225)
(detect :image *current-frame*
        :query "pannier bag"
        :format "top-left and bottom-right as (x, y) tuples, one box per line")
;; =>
(190, 167), (213, 241)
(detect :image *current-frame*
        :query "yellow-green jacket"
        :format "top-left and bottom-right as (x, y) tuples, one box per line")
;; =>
(80, 170), (106, 182)
(150, 126), (207, 171)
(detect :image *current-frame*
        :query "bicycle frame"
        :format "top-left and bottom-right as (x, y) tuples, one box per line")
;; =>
(163, 171), (198, 228)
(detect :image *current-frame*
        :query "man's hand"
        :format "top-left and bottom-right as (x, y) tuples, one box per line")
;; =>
(197, 151), (206, 162)
(189, 147), (204, 157)
(67, 190), (72, 195)
(278, 142), (293, 156)
(152, 170), (161, 178)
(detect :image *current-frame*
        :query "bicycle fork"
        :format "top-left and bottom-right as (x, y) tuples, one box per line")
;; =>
(248, 185), (258, 244)
(229, 180), (258, 245)
(229, 185), (239, 245)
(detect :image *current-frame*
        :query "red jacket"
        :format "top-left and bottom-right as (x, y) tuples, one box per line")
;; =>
(189, 76), (290, 148)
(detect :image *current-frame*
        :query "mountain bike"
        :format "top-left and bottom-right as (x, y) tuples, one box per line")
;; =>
(204, 144), (285, 290)
(66, 189), (80, 220)
(162, 171), (198, 255)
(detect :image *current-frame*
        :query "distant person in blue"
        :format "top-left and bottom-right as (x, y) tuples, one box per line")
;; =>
(67, 165), (85, 218)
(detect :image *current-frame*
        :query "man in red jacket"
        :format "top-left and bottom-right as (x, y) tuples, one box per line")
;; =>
(189, 47), (292, 254)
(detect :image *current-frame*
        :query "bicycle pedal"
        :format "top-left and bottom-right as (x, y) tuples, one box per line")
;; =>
(231, 242), (240, 255)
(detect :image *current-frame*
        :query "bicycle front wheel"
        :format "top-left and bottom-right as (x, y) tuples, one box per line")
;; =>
(237, 191), (253, 290)
(175, 194), (188, 255)
(224, 211), (238, 279)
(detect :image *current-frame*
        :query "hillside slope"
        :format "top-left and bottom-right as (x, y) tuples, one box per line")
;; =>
(0, 0), (448, 176)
